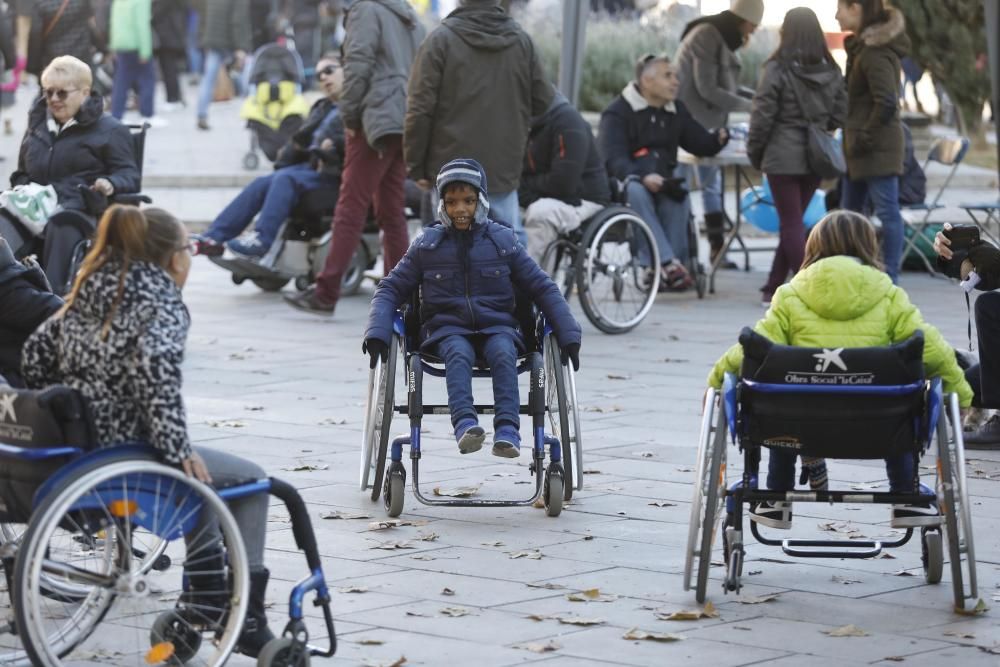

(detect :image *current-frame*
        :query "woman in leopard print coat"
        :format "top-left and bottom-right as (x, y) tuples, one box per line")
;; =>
(21, 205), (276, 657)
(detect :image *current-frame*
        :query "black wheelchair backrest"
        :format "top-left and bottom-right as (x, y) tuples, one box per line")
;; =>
(736, 328), (927, 459)
(0, 384), (96, 450)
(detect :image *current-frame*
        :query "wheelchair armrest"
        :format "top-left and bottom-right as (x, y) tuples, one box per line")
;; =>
(112, 193), (153, 206)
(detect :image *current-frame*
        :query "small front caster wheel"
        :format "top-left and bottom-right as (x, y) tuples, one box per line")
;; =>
(384, 470), (405, 517)
(922, 528), (943, 584)
(294, 275), (312, 291)
(150, 611), (201, 665)
(243, 152), (260, 170)
(544, 468), (564, 517)
(257, 636), (311, 667)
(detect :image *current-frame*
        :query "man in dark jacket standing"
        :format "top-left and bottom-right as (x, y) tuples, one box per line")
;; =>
(0, 238), (61, 387)
(193, 0), (251, 130)
(285, 0), (424, 314)
(521, 88), (611, 271)
(599, 55), (727, 291)
(404, 0), (552, 245)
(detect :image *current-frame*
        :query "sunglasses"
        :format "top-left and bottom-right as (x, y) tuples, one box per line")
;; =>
(43, 87), (79, 102)
(317, 64), (341, 79)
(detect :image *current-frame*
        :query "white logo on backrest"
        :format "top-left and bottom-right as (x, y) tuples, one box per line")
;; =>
(0, 393), (16, 422)
(813, 348), (847, 373)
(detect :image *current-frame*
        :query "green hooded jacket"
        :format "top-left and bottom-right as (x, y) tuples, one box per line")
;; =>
(707, 255), (974, 407)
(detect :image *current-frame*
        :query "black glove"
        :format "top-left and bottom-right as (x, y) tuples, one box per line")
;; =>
(560, 343), (580, 371)
(661, 177), (689, 203)
(362, 338), (388, 369)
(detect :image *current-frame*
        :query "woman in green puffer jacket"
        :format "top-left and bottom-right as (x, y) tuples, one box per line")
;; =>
(707, 210), (973, 530)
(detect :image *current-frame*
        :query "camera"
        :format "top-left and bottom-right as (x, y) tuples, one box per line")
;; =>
(941, 225), (982, 281)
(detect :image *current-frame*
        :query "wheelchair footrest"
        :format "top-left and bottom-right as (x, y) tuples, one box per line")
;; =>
(780, 538), (882, 559)
(396, 404), (534, 415)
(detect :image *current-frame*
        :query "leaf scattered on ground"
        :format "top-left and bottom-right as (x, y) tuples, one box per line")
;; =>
(357, 638), (383, 645)
(512, 640), (561, 653)
(206, 420), (246, 428)
(243, 405), (264, 411)
(892, 569), (917, 577)
(884, 657), (905, 662)
(369, 540), (415, 551)
(337, 586), (369, 594)
(817, 521), (863, 537)
(366, 519), (429, 531)
(583, 469), (602, 475)
(432, 485), (480, 498)
(831, 575), (862, 585)
(943, 631), (976, 639)
(509, 550), (543, 560)
(877, 552), (897, 559)
(823, 624), (870, 637)
(410, 554), (435, 561)
(556, 615), (605, 626)
(955, 599), (990, 616)
(319, 511), (372, 520)
(747, 570), (762, 576)
(526, 582), (565, 590)
(979, 645), (1000, 655)
(481, 541), (505, 547)
(584, 405), (623, 413)
(317, 417), (348, 425)
(418, 532), (439, 542)
(606, 373), (630, 380)
(675, 466), (694, 473)
(439, 606), (471, 617)
(648, 501), (677, 507)
(361, 657), (406, 667)
(281, 462), (329, 472)
(622, 628), (684, 642)
(737, 593), (781, 604)
(405, 611), (429, 617)
(633, 451), (655, 458)
(490, 472), (517, 477)
(566, 588), (617, 602)
(441, 588), (456, 596)
(849, 482), (881, 491)
(657, 601), (719, 621)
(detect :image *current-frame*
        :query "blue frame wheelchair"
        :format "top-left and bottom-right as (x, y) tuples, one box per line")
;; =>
(0, 385), (336, 666)
(684, 329), (978, 610)
(360, 293), (583, 517)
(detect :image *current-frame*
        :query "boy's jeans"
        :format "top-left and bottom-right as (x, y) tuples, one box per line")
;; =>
(767, 449), (915, 493)
(437, 333), (520, 431)
(841, 175), (904, 283)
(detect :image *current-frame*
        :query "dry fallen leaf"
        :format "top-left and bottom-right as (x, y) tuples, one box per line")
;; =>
(418, 532), (439, 542)
(622, 628), (684, 642)
(606, 373), (630, 380)
(366, 519), (429, 531)
(432, 485), (480, 498)
(512, 640), (561, 653)
(337, 586), (369, 594)
(583, 469), (603, 475)
(361, 657), (406, 667)
(509, 551), (543, 560)
(566, 588), (617, 603)
(410, 554), (435, 561)
(892, 569), (917, 577)
(831, 575), (863, 585)
(320, 511), (373, 520)
(526, 582), (565, 590)
(357, 639), (383, 645)
(206, 420), (246, 428)
(370, 540), (415, 551)
(439, 607), (471, 617)
(823, 624), (870, 637)
(943, 631), (976, 639)
(817, 521), (863, 537)
(979, 645), (1000, 655)
(481, 541), (505, 547)
(317, 417), (348, 425)
(244, 405), (264, 411)
(405, 611), (429, 617)
(656, 601), (719, 621)
(675, 466), (694, 473)
(648, 501), (677, 508)
(441, 588), (456, 596)
(955, 599), (990, 616)
(736, 593), (781, 604)
(281, 463), (329, 472)
(632, 451), (655, 458)
(555, 615), (605, 626)
(849, 482), (881, 491)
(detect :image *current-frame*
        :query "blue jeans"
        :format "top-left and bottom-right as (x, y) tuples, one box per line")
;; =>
(204, 163), (328, 247)
(625, 179), (691, 265)
(767, 449), (915, 493)
(110, 51), (155, 119)
(196, 49), (230, 120)
(488, 190), (525, 246)
(841, 175), (903, 283)
(186, 9), (203, 75)
(437, 333), (520, 430)
(690, 164), (723, 215)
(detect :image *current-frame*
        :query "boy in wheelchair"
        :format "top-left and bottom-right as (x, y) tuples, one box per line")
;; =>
(707, 211), (973, 528)
(364, 159), (581, 457)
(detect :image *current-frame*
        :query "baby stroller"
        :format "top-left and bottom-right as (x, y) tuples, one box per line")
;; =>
(239, 43), (310, 170)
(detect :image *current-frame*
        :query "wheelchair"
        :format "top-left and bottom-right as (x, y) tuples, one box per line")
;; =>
(684, 329), (978, 611)
(360, 292), (583, 518)
(539, 182), (706, 336)
(0, 384), (336, 666)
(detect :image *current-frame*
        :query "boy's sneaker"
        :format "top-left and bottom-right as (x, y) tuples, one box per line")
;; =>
(191, 234), (224, 257)
(662, 262), (693, 292)
(891, 482), (941, 528)
(227, 233), (270, 259)
(750, 501), (792, 529)
(492, 425), (521, 458)
(455, 419), (485, 454)
(965, 414), (1000, 449)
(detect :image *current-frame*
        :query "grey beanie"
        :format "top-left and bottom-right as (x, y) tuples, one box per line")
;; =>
(730, 0), (764, 25)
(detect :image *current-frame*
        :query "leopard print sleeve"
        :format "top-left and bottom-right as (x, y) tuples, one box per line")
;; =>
(21, 315), (62, 390)
(131, 307), (192, 465)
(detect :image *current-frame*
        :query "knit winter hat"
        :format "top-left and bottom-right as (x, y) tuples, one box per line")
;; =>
(436, 158), (491, 228)
(730, 0), (764, 25)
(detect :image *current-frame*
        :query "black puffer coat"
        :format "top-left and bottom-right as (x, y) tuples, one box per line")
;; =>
(0, 239), (62, 387)
(11, 94), (140, 214)
(23, 260), (193, 464)
(274, 98), (345, 182)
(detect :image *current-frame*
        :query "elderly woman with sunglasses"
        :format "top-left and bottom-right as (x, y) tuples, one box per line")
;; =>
(195, 54), (346, 259)
(9, 56), (140, 293)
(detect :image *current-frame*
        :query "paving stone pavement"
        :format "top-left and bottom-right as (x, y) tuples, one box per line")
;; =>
(168, 251), (1000, 666)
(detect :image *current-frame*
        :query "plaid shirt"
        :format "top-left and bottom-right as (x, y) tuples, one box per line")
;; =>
(18, 0), (95, 69)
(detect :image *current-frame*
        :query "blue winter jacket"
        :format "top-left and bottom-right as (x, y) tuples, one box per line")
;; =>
(365, 219), (582, 353)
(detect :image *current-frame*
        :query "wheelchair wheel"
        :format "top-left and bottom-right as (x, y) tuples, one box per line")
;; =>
(683, 389), (728, 602)
(0, 524), (32, 666)
(257, 636), (311, 667)
(252, 277), (291, 292)
(575, 208), (659, 334)
(360, 334), (399, 501)
(936, 394), (978, 610)
(13, 459), (249, 666)
(922, 528), (943, 584)
(544, 334), (582, 499)
(341, 244), (369, 297)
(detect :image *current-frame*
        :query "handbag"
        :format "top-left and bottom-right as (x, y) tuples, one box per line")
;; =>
(784, 66), (846, 180)
(26, 0), (72, 76)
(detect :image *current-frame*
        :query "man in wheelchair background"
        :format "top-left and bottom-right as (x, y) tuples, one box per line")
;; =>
(21, 205), (278, 658)
(194, 53), (345, 260)
(6, 55), (140, 295)
(364, 158), (581, 458)
(520, 85), (611, 272)
(707, 210), (973, 529)
(598, 53), (728, 292)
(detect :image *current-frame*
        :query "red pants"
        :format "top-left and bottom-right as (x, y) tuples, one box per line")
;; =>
(315, 132), (409, 305)
(764, 173), (820, 297)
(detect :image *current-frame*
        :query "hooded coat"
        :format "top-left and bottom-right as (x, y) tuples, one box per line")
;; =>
(0, 239), (62, 387)
(340, 0), (425, 151)
(520, 91), (611, 208)
(11, 94), (140, 214)
(22, 260), (194, 464)
(674, 13), (752, 130)
(195, 0), (251, 52)
(747, 58), (847, 175)
(707, 255), (973, 407)
(843, 7), (910, 180)
(404, 3), (553, 192)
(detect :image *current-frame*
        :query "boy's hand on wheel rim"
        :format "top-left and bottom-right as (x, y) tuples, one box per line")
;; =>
(363, 338), (389, 369)
(560, 343), (580, 371)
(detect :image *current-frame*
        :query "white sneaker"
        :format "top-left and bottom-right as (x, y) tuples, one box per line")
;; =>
(750, 501), (792, 529)
(142, 116), (169, 129)
(159, 101), (185, 113)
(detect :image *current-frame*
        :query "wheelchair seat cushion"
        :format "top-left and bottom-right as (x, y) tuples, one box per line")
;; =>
(737, 328), (927, 459)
